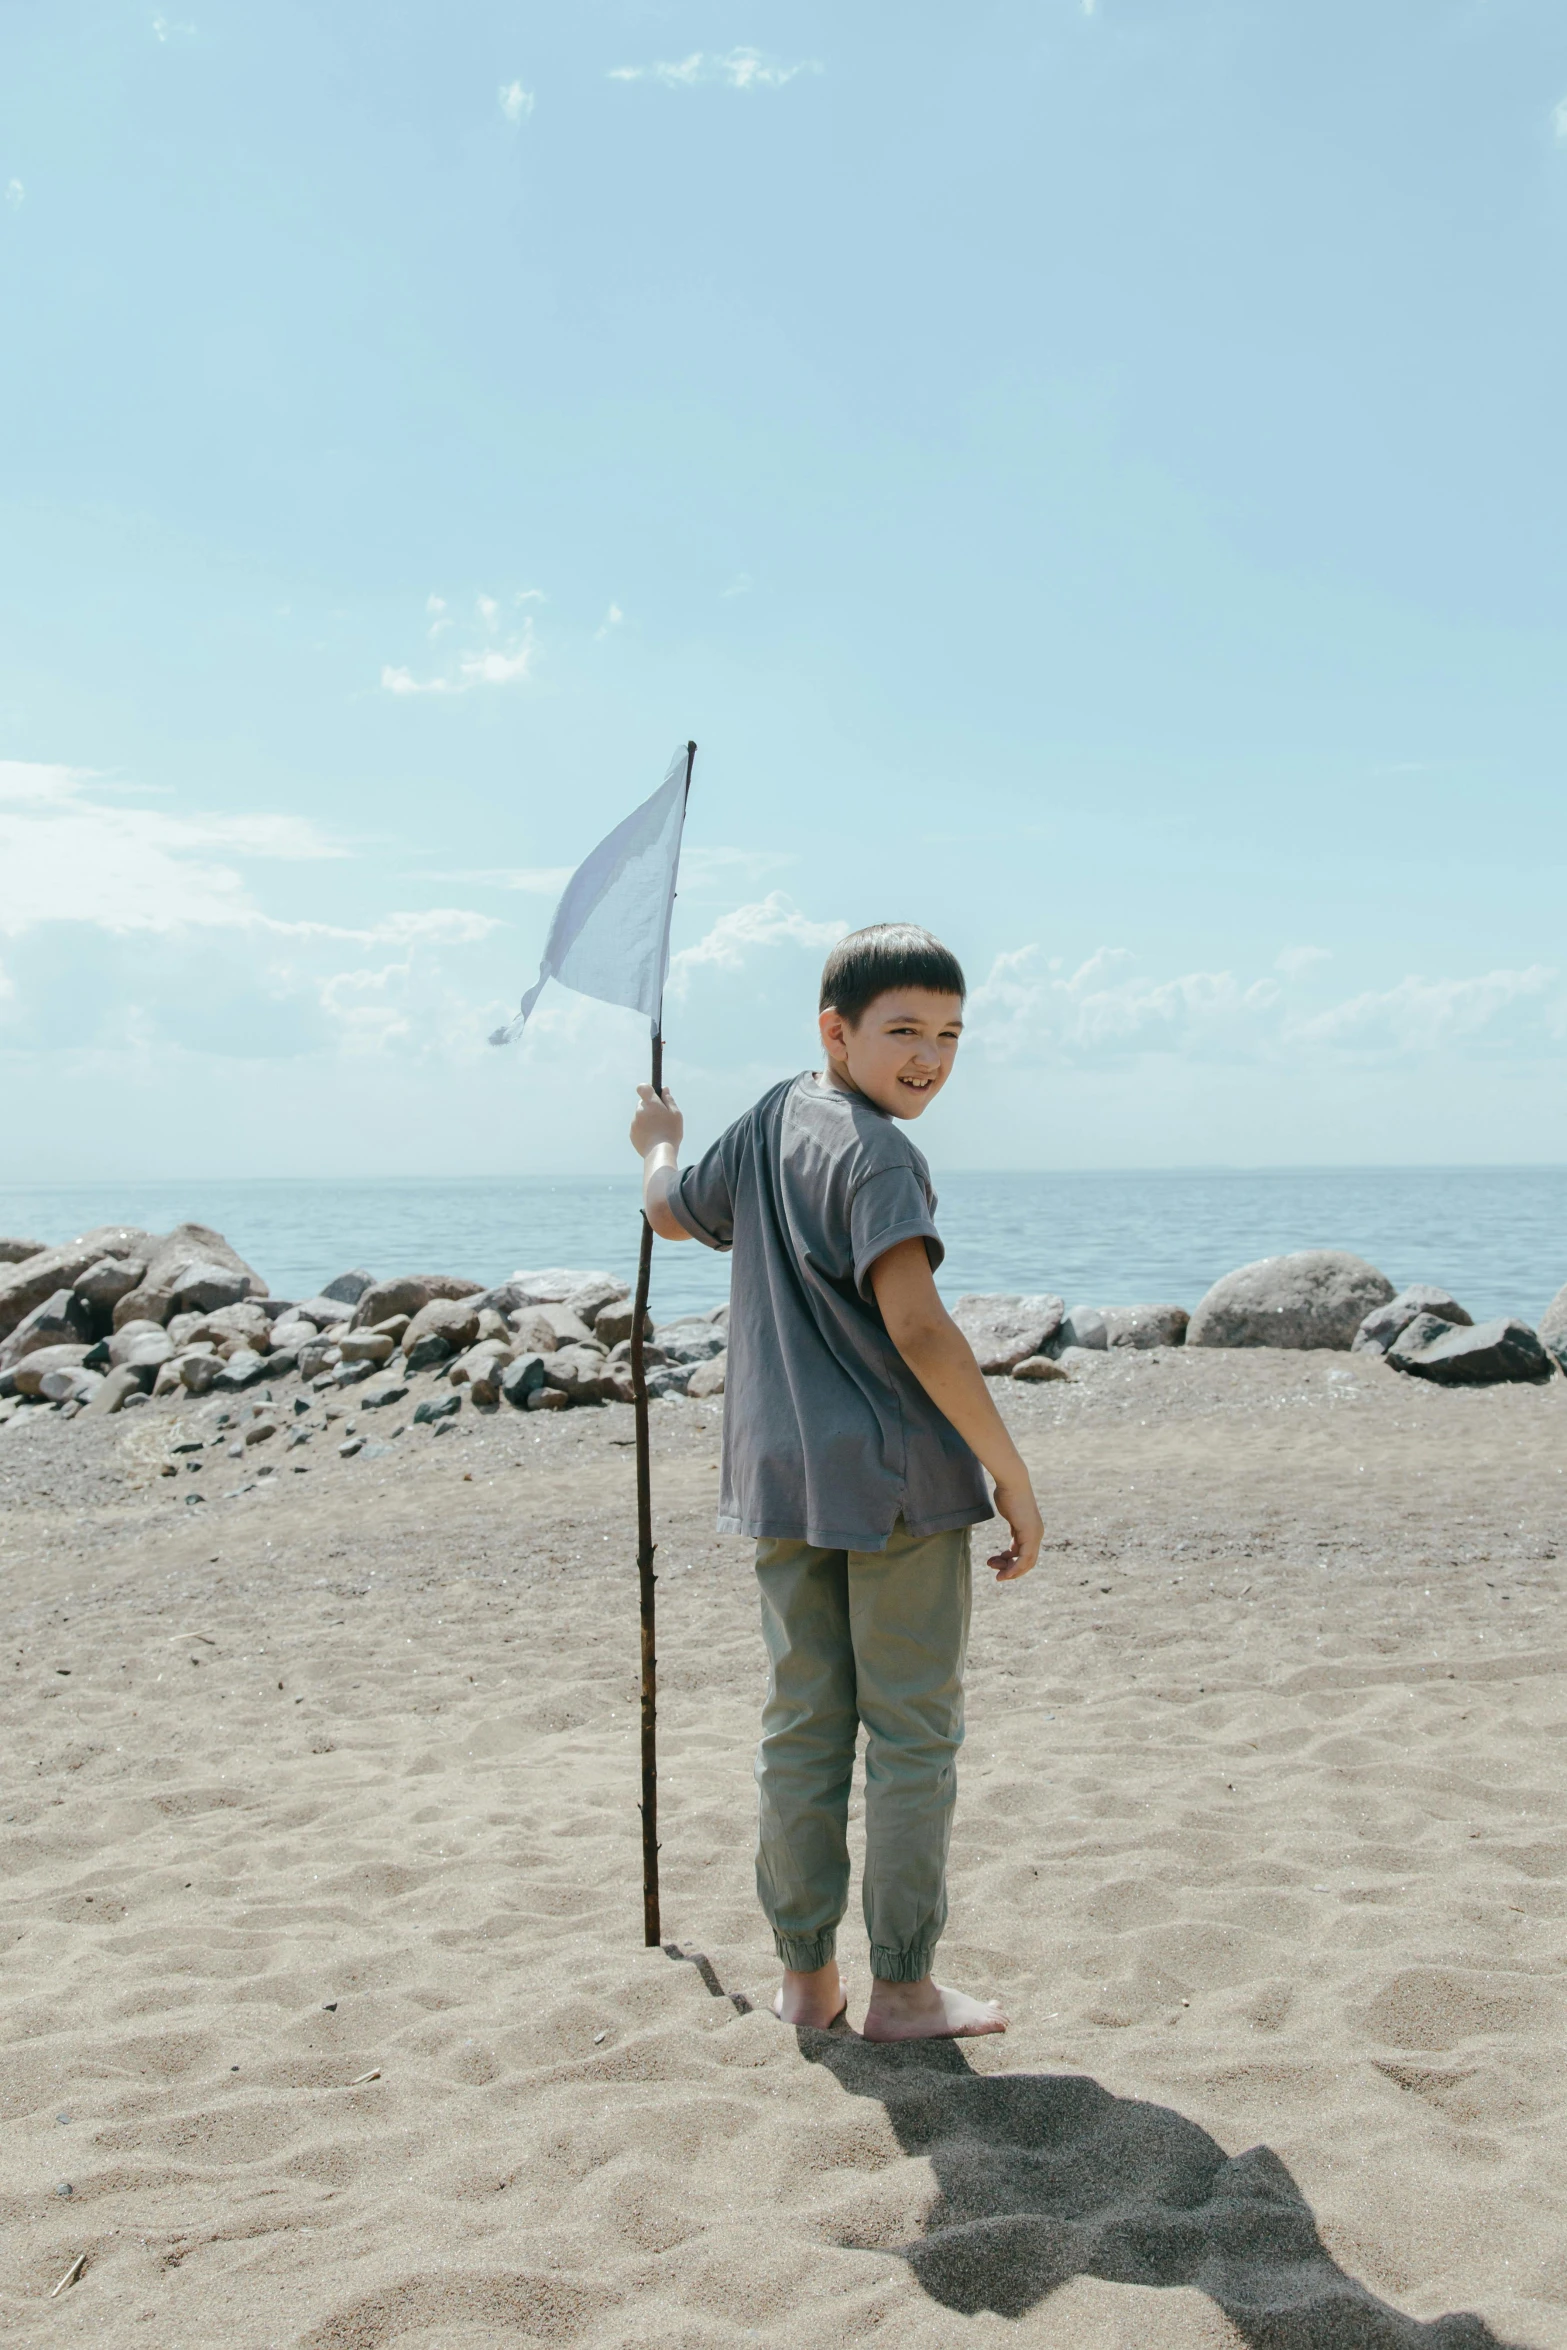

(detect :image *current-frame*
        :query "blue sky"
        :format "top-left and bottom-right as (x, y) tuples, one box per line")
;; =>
(2, 0), (1565, 1178)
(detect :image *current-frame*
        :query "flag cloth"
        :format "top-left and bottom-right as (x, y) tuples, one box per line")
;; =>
(488, 745), (691, 1045)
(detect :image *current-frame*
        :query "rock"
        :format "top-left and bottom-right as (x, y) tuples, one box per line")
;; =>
(507, 1267), (608, 1305)
(268, 1317), (320, 1356)
(214, 1348), (273, 1391)
(111, 1224), (266, 1329)
(593, 1301), (654, 1349)
(6, 1344), (93, 1397)
(0, 1238), (46, 1265)
(339, 1331), (396, 1365)
(1353, 1285), (1474, 1356)
(647, 1365), (690, 1399)
(1053, 1306), (1107, 1353)
(338, 1436), (364, 1458)
(686, 1355), (727, 1399)
(1186, 1252), (1394, 1351)
(543, 1344), (613, 1403)
(654, 1318), (729, 1365)
(165, 1261), (252, 1316)
(179, 1351), (224, 1395)
(319, 1268), (376, 1305)
(413, 1391), (462, 1425)
(0, 1226), (155, 1343)
(115, 1330), (176, 1374)
(950, 1294), (1066, 1375)
(1102, 1305), (1189, 1350)
(332, 1359), (378, 1388)
(82, 1363), (148, 1416)
(75, 1256), (148, 1315)
(606, 1339), (668, 1367)
(360, 1380), (409, 1411)
(404, 1297), (481, 1354)
(0, 1287), (96, 1370)
(526, 1387), (571, 1412)
(243, 1419), (279, 1446)
(565, 1275), (630, 1328)
(531, 1302), (597, 1349)
(292, 1295), (358, 1328)
(403, 1332), (454, 1374)
(508, 1308), (561, 1355)
(467, 1357), (511, 1407)
(368, 1314), (412, 1343)
(1533, 1277), (1567, 1364)
(349, 1274), (482, 1330)
(500, 1353), (548, 1408)
(449, 1340), (513, 1389)
(40, 1366), (100, 1403)
(189, 1300), (274, 1352)
(1388, 1314), (1554, 1387)
(1012, 1354), (1070, 1382)
(474, 1307), (512, 1346)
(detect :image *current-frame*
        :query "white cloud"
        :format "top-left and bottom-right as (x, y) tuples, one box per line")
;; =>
(417, 866), (575, 896)
(1293, 966), (1558, 1053)
(1275, 945), (1331, 976)
(382, 609), (536, 695)
(1555, 95), (1567, 143)
(151, 14), (195, 40)
(4, 180), (22, 210)
(499, 80), (535, 123)
(594, 603), (624, 640)
(721, 571), (753, 599)
(609, 48), (821, 90)
(669, 893), (844, 993)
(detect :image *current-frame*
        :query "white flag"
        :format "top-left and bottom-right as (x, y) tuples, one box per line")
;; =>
(489, 744), (693, 1045)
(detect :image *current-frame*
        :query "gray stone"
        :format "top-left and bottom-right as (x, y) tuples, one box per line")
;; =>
(1388, 1314), (1554, 1387)
(296, 1339), (339, 1381)
(1186, 1251), (1394, 1351)
(685, 1355), (727, 1399)
(0, 1238), (46, 1265)
(654, 1319), (728, 1366)
(413, 1391), (462, 1425)
(332, 1359), (378, 1388)
(1053, 1306), (1107, 1353)
(179, 1351), (224, 1395)
(950, 1294), (1066, 1375)
(349, 1274), (482, 1330)
(1536, 1280), (1567, 1370)
(339, 1330), (396, 1365)
(268, 1318), (319, 1356)
(500, 1353), (548, 1408)
(82, 1363), (148, 1416)
(508, 1308), (560, 1355)
(6, 1344), (93, 1397)
(531, 1302), (596, 1348)
(75, 1256), (148, 1313)
(506, 1267), (605, 1305)
(40, 1366), (100, 1403)
(360, 1381), (409, 1410)
(583, 1300), (652, 1350)
(403, 1297), (482, 1354)
(112, 1224), (266, 1329)
(1352, 1285), (1474, 1356)
(473, 1307), (512, 1346)
(0, 1226), (156, 1343)
(646, 1364), (690, 1399)
(403, 1331), (454, 1374)
(543, 1343), (613, 1403)
(319, 1268), (376, 1305)
(189, 1300), (274, 1352)
(0, 1288), (95, 1370)
(292, 1295), (357, 1329)
(526, 1387), (572, 1412)
(564, 1275), (630, 1328)
(214, 1348), (274, 1391)
(1102, 1304), (1190, 1350)
(466, 1357), (511, 1407)
(166, 1261), (253, 1317)
(113, 1330), (175, 1373)
(1012, 1354), (1070, 1382)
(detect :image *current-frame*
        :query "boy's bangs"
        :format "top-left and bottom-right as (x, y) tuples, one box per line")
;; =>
(819, 924), (966, 1026)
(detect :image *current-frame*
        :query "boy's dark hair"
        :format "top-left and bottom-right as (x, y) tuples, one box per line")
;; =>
(819, 924), (967, 1028)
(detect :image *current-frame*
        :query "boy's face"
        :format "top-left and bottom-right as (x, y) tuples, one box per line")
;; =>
(818, 988), (964, 1120)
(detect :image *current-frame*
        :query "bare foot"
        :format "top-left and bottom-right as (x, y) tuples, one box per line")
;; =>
(773, 1959), (847, 2028)
(862, 1977), (1007, 2041)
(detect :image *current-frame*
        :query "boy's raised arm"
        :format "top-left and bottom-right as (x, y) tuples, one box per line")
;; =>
(869, 1237), (1043, 1581)
(631, 1085), (691, 1242)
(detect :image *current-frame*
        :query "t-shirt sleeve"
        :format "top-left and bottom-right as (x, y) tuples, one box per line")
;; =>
(849, 1163), (944, 1298)
(668, 1133), (736, 1252)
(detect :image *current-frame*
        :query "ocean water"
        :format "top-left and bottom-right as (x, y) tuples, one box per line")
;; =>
(1, 1168), (1563, 1328)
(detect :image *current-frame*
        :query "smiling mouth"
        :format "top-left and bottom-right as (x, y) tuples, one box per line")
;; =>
(900, 1075), (935, 1091)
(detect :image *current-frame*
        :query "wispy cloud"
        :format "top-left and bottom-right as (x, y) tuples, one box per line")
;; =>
(609, 48), (821, 90)
(594, 603), (624, 641)
(151, 13), (195, 40)
(382, 596), (536, 695)
(669, 893), (844, 993)
(1555, 94), (1567, 143)
(418, 866), (574, 896)
(4, 180), (23, 210)
(721, 571), (753, 599)
(1275, 945), (1331, 976)
(499, 80), (535, 123)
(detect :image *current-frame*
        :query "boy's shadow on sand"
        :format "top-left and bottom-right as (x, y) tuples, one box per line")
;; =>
(801, 2033), (1524, 2350)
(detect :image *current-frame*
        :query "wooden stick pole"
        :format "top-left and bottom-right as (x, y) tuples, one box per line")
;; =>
(631, 739), (695, 1949)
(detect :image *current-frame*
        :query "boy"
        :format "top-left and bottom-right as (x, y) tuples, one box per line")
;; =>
(630, 922), (1042, 2040)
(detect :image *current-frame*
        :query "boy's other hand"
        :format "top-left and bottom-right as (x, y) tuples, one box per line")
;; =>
(988, 1476), (1043, 1582)
(630, 1084), (683, 1157)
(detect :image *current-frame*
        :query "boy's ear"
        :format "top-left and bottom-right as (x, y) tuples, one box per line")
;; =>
(818, 1005), (851, 1059)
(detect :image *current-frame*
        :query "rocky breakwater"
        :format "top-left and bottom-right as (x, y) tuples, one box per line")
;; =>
(0, 1229), (729, 1435)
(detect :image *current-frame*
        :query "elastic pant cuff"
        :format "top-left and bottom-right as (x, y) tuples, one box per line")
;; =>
(774, 1930), (838, 1973)
(869, 1944), (935, 1984)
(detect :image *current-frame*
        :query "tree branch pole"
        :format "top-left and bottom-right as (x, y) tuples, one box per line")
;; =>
(630, 739), (696, 1948)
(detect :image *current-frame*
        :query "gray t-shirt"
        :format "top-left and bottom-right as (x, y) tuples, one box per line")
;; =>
(668, 1071), (990, 1552)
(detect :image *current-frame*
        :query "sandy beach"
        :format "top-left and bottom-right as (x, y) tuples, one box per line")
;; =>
(3, 1346), (1566, 2348)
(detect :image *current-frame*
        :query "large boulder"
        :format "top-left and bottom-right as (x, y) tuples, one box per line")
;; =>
(950, 1294), (1066, 1375)
(0, 1226), (155, 1343)
(1051, 1306), (1106, 1353)
(654, 1318), (729, 1366)
(686, 1355), (727, 1399)
(112, 1225), (267, 1329)
(75, 1256), (149, 1316)
(1353, 1284), (1473, 1357)
(1102, 1304), (1189, 1350)
(82, 1363), (151, 1416)
(542, 1343), (614, 1403)
(403, 1297), (483, 1354)
(1388, 1314), (1554, 1388)
(1187, 1251), (1393, 1351)
(319, 1268), (376, 1306)
(0, 1238), (46, 1265)
(507, 1267), (604, 1304)
(108, 1327), (175, 1373)
(0, 1287), (96, 1371)
(565, 1275), (629, 1328)
(4, 1343), (93, 1398)
(500, 1353), (548, 1408)
(593, 1300), (654, 1349)
(349, 1274), (482, 1330)
(1539, 1281), (1567, 1372)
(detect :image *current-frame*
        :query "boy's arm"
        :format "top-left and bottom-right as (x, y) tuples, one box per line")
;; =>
(631, 1085), (691, 1242)
(869, 1237), (1043, 1582)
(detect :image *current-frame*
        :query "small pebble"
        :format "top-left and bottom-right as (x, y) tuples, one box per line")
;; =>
(338, 1437), (363, 1458)
(593, 2031), (607, 2044)
(55, 2181), (72, 2198)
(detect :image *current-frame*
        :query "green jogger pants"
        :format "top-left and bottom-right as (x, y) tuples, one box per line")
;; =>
(753, 1517), (973, 1984)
